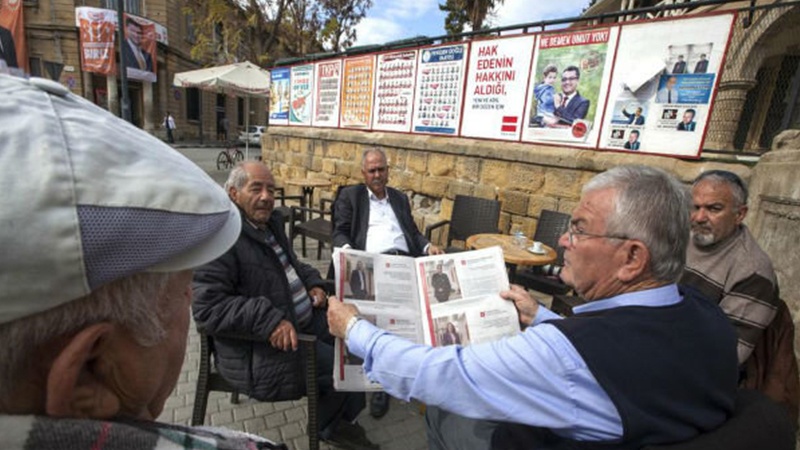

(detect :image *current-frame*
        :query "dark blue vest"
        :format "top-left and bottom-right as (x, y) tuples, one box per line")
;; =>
(491, 287), (738, 450)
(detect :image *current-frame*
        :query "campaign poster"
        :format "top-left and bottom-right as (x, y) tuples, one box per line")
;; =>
(340, 55), (375, 129)
(599, 13), (734, 157)
(411, 44), (469, 136)
(76, 8), (117, 76)
(312, 59), (342, 128)
(290, 64), (314, 126)
(269, 67), (291, 125)
(122, 14), (157, 82)
(461, 35), (535, 141)
(372, 50), (417, 133)
(521, 27), (618, 147)
(1, 0), (28, 75)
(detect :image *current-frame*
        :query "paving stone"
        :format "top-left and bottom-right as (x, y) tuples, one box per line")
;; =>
(210, 410), (234, 426)
(233, 406), (255, 422)
(265, 411), (288, 428)
(279, 422), (304, 441)
(243, 417), (268, 434)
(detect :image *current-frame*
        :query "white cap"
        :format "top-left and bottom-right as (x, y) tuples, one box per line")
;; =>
(0, 75), (241, 324)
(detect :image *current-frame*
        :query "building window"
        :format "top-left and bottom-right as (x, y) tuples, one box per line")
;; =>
(101, 0), (141, 15)
(185, 13), (196, 44)
(28, 57), (42, 78)
(186, 88), (200, 121)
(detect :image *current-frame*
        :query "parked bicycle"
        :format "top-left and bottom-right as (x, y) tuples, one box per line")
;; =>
(216, 141), (244, 170)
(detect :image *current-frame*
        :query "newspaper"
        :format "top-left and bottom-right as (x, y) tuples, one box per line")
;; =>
(332, 246), (520, 391)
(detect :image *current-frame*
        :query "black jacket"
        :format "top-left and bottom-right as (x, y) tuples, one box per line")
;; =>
(192, 208), (325, 401)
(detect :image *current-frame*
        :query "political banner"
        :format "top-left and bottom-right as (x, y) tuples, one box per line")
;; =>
(411, 43), (469, 136)
(290, 64), (314, 126)
(269, 67), (291, 125)
(461, 35), (535, 141)
(0, 0), (28, 75)
(312, 59), (342, 128)
(341, 55), (375, 129)
(372, 49), (417, 133)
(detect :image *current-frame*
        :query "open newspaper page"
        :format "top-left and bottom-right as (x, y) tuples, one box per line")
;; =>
(332, 246), (520, 391)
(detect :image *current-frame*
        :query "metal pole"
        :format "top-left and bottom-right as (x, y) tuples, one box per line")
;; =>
(116, 1), (132, 123)
(245, 95), (250, 160)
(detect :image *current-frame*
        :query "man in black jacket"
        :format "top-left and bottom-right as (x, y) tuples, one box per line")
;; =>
(193, 162), (377, 450)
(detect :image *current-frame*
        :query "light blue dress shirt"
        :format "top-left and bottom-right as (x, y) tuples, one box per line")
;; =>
(346, 284), (683, 441)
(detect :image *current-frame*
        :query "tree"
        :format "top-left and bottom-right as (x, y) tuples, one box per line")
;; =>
(438, 0), (504, 35)
(318, 0), (373, 51)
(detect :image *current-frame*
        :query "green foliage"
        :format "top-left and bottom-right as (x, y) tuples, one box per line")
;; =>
(438, 0), (504, 35)
(318, 0), (373, 51)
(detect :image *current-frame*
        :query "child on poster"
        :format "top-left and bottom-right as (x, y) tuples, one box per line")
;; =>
(530, 64), (558, 127)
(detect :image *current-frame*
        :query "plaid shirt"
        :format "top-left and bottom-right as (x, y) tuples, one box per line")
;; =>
(0, 415), (286, 450)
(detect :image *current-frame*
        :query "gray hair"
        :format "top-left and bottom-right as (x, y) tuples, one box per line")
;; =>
(583, 165), (690, 282)
(0, 272), (174, 408)
(224, 163), (252, 191)
(361, 148), (387, 169)
(693, 170), (748, 207)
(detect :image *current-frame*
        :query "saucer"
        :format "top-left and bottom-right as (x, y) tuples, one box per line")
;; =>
(527, 246), (546, 255)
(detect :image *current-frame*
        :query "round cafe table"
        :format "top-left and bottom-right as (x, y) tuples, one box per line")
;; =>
(285, 178), (332, 208)
(465, 233), (557, 282)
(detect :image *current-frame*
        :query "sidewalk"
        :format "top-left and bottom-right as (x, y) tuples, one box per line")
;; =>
(158, 242), (429, 450)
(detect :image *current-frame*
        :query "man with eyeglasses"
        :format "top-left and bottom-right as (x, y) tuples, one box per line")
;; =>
(548, 65), (590, 126)
(328, 165), (738, 449)
(332, 147), (443, 418)
(681, 170), (797, 420)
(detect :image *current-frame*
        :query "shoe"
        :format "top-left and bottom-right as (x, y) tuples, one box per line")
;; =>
(322, 420), (380, 450)
(369, 392), (390, 419)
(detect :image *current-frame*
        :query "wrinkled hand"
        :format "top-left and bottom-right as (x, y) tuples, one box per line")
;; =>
(500, 284), (540, 326)
(309, 287), (328, 308)
(269, 320), (298, 351)
(327, 296), (361, 339)
(427, 245), (444, 256)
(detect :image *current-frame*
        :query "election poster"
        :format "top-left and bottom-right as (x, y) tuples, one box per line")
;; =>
(521, 26), (618, 147)
(599, 14), (734, 157)
(122, 14), (157, 82)
(290, 64), (314, 126)
(76, 8), (116, 76)
(372, 50), (417, 133)
(269, 67), (291, 125)
(1, 0), (28, 75)
(312, 59), (342, 128)
(340, 55), (376, 129)
(461, 35), (535, 141)
(411, 43), (469, 136)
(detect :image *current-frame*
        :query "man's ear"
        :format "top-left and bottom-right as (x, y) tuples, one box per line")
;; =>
(45, 323), (121, 419)
(735, 204), (748, 226)
(227, 186), (238, 202)
(616, 240), (650, 283)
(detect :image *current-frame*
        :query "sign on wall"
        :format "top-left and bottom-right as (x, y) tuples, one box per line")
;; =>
(340, 55), (376, 129)
(598, 14), (734, 157)
(290, 64), (314, 126)
(411, 43), (469, 136)
(312, 59), (342, 128)
(461, 35), (536, 141)
(521, 27), (619, 147)
(372, 50), (418, 133)
(269, 67), (291, 125)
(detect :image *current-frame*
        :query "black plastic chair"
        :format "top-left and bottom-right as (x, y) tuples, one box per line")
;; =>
(289, 197), (334, 259)
(191, 328), (319, 450)
(425, 195), (501, 253)
(515, 209), (572, 295)
(274, 187), (304, 229)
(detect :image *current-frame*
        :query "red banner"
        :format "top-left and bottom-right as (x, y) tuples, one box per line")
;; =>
(0, 0), (28, 74)
(77, 8), (117, 76)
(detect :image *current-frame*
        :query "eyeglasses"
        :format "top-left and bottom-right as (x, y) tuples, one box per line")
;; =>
(561, 76), (579, 82)
(566, 224), (629, 246)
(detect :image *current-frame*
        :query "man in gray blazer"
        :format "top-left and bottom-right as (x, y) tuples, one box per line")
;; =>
(332, 147), (443, 418)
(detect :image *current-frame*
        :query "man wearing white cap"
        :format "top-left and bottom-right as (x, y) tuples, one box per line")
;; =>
(0, 74), (282, 449)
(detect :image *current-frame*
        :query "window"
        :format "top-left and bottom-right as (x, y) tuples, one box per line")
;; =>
(185, 13), (196, 44)
(186, 88), (200, 121)
(28, 57), (42, 78)
(101, 0), (141, 15)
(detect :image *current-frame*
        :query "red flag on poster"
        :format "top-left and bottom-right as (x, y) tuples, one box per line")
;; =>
(0, 0), (29, 74)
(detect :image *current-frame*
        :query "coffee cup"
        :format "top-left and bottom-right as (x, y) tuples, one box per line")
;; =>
(532, 241), (544, 253)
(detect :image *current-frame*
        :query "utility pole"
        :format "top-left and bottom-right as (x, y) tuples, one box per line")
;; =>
(116, 0), (132, 123)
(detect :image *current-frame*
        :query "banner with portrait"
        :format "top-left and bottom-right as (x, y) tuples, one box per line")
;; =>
(521, 27), (619, 147)
(598, 14), (734, 157)
(269, 67), (291, 125)
(0, 0), (28, 75)
(290, 64), (314, 126)
(461, 35), (535, 141)
(372, 50), (417, 133)
(312, 59), (342, 128)
(340, 55), (375, 129)
(411, 43), (469, 136)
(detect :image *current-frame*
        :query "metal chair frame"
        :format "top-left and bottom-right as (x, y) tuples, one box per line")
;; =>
(425, 195), (501, 253)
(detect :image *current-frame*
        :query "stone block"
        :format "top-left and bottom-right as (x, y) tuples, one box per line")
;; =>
(417, 176), (449, 198)
(509, 164), (546, 193)
(429, 153), (456, 176)
(542, 168), (583, 198)
(210, 410), (234, 426)
(498, 212), (511, 235)
(233, 406), (255, 422)
(280, 422), (304, 441)
(322, 159), (337, 174)
(394, 172), (422, 192)
(480, 160), (512, 189)
(527, 195), (560, 217)
(243, 417), (268, 434)
(447, 181), (474, 198)
(456, 157), (480, 182)
(387, 148), (407, 170)
(265, 411), (288, 428)
(473, 184), (498, 200)
(406, 151), (428, 174)
(499, 190), (529, 216)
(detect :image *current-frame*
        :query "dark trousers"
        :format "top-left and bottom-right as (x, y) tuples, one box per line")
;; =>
(166, 127), (174, 143)
(426, 405), (499, 450)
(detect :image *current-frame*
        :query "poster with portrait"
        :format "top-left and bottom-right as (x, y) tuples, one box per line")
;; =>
(312, 59), (342, 128)
(122, 14), (157, 82)
(269, 67), (291, 125)
(289, 64), (314, 126)
(521, 27), (618, 147)
(461, 35), (535, 141)
(598, 13), (734, 157)
(0, 0), (27, 75)
(340, 55), (376, 129)
(372, 50), (417, 133)
(411, 43), (469, 136)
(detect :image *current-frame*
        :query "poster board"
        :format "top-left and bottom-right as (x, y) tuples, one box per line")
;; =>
(269, 67), (291, 125)
(411, 43), (470, 136)
(372, 50), (418, 133)
(340, 55), (376, 129)
(461, 35), (536, 141)
(289, 64), (314, 126)
(312, 59), (342, 128)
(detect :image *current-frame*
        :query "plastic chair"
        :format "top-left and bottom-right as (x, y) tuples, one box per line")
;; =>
(289, 197), (334, 259)
(425, 195), (501, 253)
(515, 209), (572, 295)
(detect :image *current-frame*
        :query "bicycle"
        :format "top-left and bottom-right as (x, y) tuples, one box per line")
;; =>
(216, 141), (244, 170)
